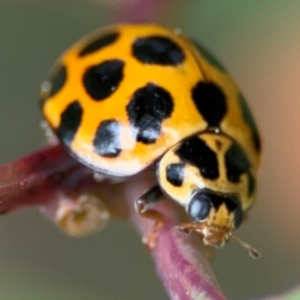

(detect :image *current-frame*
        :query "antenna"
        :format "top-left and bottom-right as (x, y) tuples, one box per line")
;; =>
(232, 233), (261, 259)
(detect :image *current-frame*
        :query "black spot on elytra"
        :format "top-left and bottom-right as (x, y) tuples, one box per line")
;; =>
(79, 32), (120, 57)
(192, 82), (227, 127)
(166, 163), (185, 187)
(57, 101), (83, 146)
(132, 36), (184, 65)
(238, 93), (261, 153)
(93, 119), (121, 158)
(126, 83), (174, 144)
(49, 64), (67, 97)
(225, 142), (251, 182)
(83, 59), (124, 101)
(175, 137), (219, 180)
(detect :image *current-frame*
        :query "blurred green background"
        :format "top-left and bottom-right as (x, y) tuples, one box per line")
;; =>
(1, 1), (300, 299)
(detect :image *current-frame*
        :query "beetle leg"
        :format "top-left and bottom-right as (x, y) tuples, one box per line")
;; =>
(135, 186), (165, 249)
(176, 222), (199, 234)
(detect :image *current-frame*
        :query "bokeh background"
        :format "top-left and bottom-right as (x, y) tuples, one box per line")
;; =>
(0, 1), (300, 299)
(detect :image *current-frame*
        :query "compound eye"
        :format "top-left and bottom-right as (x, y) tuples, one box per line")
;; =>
(234, 205), (244, 228)
(188, 193), (212, 221)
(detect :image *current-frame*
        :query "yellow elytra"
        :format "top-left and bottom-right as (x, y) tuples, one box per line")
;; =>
(40, 23), (261, 257)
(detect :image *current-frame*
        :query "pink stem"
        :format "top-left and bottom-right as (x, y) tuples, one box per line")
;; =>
(107, 0), (176, 23)
(0, 145), (78, 213)
(0, 145), (227, 299)
(124, 178), (226, 300)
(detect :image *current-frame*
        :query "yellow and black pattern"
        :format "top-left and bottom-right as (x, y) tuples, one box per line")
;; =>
(40, 23), (262, 251)
(158, 133), (257, 212)
(40, 23), (260, 176)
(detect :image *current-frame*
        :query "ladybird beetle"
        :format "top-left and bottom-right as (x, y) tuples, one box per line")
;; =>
(40, 24), (261, 258)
